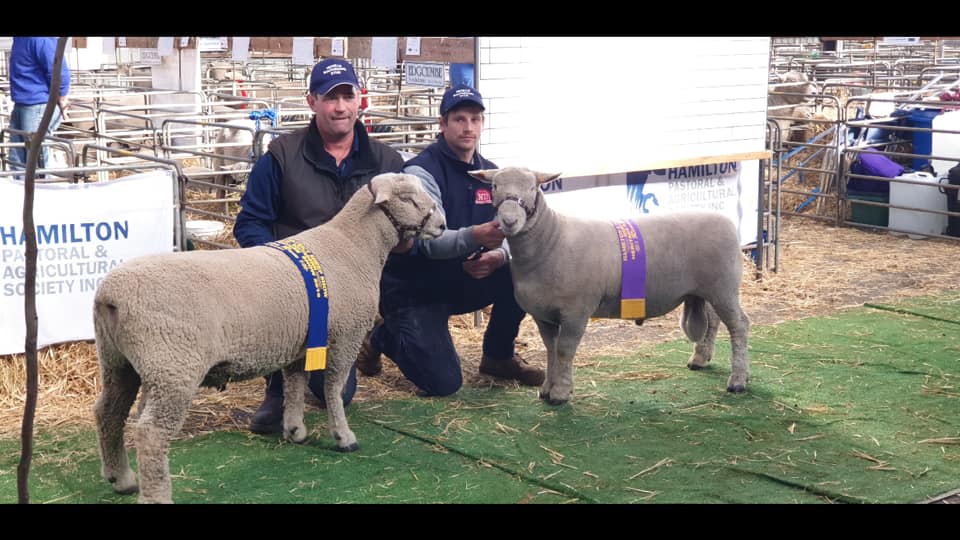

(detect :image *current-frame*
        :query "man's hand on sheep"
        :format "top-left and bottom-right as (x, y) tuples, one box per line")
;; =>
(472, 220), (505, 250)
(463, 249), (506, 279)
(391, 238), (414, 254)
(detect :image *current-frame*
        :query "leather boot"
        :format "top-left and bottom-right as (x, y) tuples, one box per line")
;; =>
(356, 316), (384, 376)
(249, 373), (284, 434)
(479, 353), (545, 386)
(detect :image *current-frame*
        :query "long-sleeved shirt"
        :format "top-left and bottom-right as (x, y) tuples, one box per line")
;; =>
(9, 37), (70, 105)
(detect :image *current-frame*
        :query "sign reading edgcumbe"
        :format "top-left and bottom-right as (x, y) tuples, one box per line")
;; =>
(0, 171), (176, 355)
(404, 62), (446, 87)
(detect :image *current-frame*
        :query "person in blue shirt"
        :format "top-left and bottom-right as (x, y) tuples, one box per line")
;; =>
(7, 37), (70, 178)
(356, 84), (544, 396)
(234, 58), (404, 435)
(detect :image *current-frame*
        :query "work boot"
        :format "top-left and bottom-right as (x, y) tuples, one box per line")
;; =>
(249, 393), (284, 434)
(356, 316), (384, 377)
(479, 353), (545, 386)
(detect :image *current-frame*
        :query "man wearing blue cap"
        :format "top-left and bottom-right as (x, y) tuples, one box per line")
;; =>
(356, 83), (544, 395)
(234, 57), (405, 434)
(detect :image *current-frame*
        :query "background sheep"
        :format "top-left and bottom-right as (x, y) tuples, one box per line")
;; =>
(768, 71), (821, 143)
(210, 117), (271, 188)
(470, 167), (750, 405)
(92, 172), (445, 503)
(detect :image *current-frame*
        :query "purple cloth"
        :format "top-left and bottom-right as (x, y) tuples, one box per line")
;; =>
(613, 220), (646, 319)
(849, 149), (904, 194)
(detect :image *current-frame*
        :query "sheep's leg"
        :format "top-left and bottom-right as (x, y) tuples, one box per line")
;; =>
(93, 360), (140, 496)
(133, 380), (197, 504)
(540, 316), (589, 405)
(712, 300), (751, 393)
(321, 354), (358, 452)
(688, 301), (721, 370)
(533, 318), (560, 402)
(281, 367), (308, 444)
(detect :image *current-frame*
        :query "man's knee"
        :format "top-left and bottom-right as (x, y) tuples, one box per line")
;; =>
(419, 370), (463, 397)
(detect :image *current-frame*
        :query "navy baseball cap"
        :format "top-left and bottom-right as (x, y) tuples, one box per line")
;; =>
(309, 58), (360, 96)
(440, 84), (485, 115)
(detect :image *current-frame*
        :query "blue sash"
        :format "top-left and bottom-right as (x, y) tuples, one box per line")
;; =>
(612, 219), (646, 320)
(265, 239), (329, 371)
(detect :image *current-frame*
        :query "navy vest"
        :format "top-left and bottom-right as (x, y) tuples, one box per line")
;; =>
(269, 120), (404, 240)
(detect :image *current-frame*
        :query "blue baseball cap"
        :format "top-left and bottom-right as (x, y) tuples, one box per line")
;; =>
(440, 84), (485, 116)
(309, 58), (360, 96)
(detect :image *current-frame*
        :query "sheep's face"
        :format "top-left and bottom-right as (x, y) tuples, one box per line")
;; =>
(469, 167), (561, 236)
(370, 173), (447, 240)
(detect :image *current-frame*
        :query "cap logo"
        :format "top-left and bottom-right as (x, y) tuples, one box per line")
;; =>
(453, 89), (475, 99)
(323, 64), (347, 76)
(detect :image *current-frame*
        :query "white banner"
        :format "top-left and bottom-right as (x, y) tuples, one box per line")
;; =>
(542, 161), (759, 247)
(0, 171), (176, 355)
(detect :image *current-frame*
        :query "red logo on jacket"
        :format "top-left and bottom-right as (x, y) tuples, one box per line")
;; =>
(475, 188), (492, 205)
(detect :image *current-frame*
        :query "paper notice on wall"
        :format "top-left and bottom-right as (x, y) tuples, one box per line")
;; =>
(293, 37), (314, 65)
(232, 36), (250, 61)
(102, 37), (116, 57)
(117, 37), (127, 48)
(331, 38), (344, 57)
(180, 36), (190, 48)
(157, 37), (174, 56)
(372, 37), (398, 69)
(406, 37), (421, 56)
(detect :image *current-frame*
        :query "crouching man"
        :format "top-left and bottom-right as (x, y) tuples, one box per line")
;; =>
(356, 84), (544, 395)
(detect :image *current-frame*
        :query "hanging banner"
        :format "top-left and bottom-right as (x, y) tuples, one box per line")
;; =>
(541, 161), (759, 246)
(0, 171), (176, 355)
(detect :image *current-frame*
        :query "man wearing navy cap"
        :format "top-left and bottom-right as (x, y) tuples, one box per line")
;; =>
(235, 57), (404, 434)
(356, 83), (544, 395)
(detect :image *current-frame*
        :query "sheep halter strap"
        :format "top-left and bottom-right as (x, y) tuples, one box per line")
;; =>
(368, 182), (438, 240)
(612, 219), (646, 320)
(264, 239), (329, 371)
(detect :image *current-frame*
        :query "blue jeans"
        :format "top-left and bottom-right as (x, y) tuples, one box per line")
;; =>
(372, 265), (526, 396)
(8, 103), (62, 178)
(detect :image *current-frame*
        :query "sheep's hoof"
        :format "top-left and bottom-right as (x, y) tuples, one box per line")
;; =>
(337, 442), (359, 453)
(726, 384), (747, 393)
(285, 427), (308, 444)
(540, 392), (570, 405)
(112, 483), (139, 495)
(108, 471), (139, 495)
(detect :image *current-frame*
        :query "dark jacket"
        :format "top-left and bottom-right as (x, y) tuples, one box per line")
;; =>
(233, 119), (404, 247)
(380, 135), (498, 307)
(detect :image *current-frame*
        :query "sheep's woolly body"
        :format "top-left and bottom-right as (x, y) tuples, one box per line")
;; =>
(93, 173), (445, 503)
(471, 167), (750, 406)
(509, 208), (745, 322)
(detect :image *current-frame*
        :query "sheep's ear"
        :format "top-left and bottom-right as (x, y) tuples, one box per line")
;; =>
(374, 186), (392, 205)
(534, 171), (562, 185)
(468, 169), (496, 184)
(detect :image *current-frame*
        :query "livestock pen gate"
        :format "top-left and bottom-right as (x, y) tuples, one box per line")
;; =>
(475, 37), (773, 275)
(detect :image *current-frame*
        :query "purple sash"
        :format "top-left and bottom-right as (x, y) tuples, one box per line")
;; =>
(613, 219), (646, 320)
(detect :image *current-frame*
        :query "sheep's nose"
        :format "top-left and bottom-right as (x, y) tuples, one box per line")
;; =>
(438, 223), (446, 231)
(502, 216), (518, 228)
